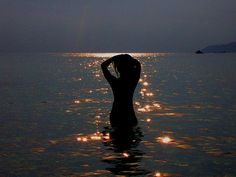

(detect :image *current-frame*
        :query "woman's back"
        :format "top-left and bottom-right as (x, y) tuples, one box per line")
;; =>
(101, 54), (141, 128)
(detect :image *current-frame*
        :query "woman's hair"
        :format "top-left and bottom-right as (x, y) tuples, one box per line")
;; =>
(112, 54), (136, 77)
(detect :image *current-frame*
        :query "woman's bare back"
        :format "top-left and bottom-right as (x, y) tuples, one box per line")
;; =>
(101, 54), (141, 128)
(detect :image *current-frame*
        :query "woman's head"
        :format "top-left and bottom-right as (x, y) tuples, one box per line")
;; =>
(112, 54), (137, 77)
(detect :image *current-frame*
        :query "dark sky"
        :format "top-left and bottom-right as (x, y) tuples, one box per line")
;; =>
(0, 0), (236, 52)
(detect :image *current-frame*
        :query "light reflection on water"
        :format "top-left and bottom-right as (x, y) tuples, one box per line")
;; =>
(0, 53), (236, 176)
(101, 127), (149, 176)
(62, 52), (169, 58)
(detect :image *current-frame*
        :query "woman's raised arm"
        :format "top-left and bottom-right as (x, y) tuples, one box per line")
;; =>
(101, 58), (116, 84)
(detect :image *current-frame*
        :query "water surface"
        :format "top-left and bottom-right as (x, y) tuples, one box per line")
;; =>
(0, 52), (236, 176)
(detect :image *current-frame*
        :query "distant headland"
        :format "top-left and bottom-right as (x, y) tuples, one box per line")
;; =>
(196, 41), (236, 54)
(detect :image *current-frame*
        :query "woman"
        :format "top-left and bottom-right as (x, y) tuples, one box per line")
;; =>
(101, 54), (141, 128)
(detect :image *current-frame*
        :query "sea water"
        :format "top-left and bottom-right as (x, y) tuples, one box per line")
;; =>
(0, 52), (236, 176)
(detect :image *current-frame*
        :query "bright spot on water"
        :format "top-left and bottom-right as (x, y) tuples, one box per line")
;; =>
(122, 152), (129, 158)
(77, 132), (110, 142)
(146, 92), (154, 96)
(143, 81), (149, 86)
(153, 103), (161, 108)
(82, 137), (88, 142)
(90, 136), (102, 140)
(146, 118), (151, 122)
(103, 133), (110, 140)
(157, 136), (173, 144)
(154, 172), (161, 177)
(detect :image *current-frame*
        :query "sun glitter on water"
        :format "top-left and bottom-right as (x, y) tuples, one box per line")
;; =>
(62, 52), (169, 58)
(157, 136), (173, 144)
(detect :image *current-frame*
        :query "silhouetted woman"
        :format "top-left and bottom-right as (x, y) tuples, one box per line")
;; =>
(101, 54), (141, 128)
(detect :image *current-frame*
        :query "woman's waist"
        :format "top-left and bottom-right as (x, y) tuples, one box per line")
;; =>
(112, 100), (133, 106)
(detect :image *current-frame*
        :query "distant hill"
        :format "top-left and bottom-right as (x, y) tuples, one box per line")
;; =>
(196, 42), (236, 53)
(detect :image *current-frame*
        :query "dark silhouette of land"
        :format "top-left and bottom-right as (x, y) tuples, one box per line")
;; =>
(196, 41), (236, 53)
(101, 54), (141, 128)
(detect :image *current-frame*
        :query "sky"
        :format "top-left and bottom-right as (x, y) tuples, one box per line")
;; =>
(0, 0), (236, 52)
